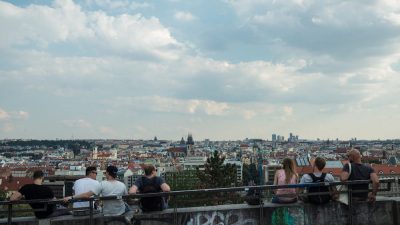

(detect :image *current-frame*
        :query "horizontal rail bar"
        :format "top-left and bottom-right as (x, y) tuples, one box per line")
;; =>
(0, 178), (395, 206)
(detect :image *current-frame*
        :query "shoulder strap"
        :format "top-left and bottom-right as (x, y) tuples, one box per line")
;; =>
(308, 173), (318, 182)
(348, 163), (352, 175)
(308, 173), (324, 182)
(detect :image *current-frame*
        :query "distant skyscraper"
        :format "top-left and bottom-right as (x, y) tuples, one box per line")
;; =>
(272, 134), (277, 142)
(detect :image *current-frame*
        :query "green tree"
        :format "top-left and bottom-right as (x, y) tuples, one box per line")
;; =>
(0, 188), (7, 201)
(196, 150), (237, 188)
(195, 151), (241, 205)
(243, 163), (259, 185)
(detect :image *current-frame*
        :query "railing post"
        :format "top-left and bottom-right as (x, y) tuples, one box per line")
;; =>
(173, 194), (177, 225)
(258, 189), (263, 225)
(89, 199), (93, 225)
(348, 183), (353, 225)
(7, 203), (12, 225)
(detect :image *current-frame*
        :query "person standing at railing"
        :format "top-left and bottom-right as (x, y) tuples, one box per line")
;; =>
(64, 165), (129, 216)
(129, 164), (170, 212)
(299, 157), (338, 203)
(340, 149), (380, 202)
(72, 166), (100, 210)
(272, 158), (299, 203)
(10, 170), (70, 218)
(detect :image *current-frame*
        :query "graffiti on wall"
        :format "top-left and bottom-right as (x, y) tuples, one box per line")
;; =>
(271, 208), (295, 225)
(185, 210), (258, 225)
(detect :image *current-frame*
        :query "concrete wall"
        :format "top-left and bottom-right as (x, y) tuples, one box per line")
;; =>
(1, 197), (399, 225)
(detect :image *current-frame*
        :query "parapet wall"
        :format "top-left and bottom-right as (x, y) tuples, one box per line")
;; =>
(1, 197), (399, 225)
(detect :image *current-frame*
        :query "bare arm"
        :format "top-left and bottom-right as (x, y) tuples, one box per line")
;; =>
(75, 191), (95, 199)
(161, 183), (170, 192)
(340, 171), (350, 181)
(9, 191), (22, 201)
(273, 171), (278, 185)
(368, 172), (380, 202)
(128, 185), (138, 194)
(63, 191), (95, 202)
(370, 172), (380, 195)
(273, 171), (278, 194)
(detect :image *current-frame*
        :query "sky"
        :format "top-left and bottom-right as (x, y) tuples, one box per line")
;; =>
(1, 0), (400, 141)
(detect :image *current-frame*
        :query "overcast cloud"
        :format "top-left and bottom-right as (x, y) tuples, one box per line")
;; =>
(0, 0), (399, 140)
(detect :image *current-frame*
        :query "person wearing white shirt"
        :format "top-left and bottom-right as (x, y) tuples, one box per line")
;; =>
(72, 166), (100, 208)
(65, 165), (129, 216)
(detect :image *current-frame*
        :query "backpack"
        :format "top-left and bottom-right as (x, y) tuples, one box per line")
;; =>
(139, 177), (164, 212)
(245, 188), (264, 205)
(307, 173), (331, 204)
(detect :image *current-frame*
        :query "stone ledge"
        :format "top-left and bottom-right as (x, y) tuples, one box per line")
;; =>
(1, 198), (399, 225)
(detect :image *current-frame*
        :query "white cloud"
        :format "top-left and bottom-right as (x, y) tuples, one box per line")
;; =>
(16, 111), (29, 119)
(84, 0), (151, 10)
(2, 123), (14, 132)
(62, 119), (91, 128)
(283, 106), (293, 116)
(242, 110), (256, 120)
(374, 0), (400, 26)
(111, 96), (231, 116)
(0, 108), (29, 120)
(0, 108), (10, 120)
(174, 11), (195, 22)
(99, 126), (117, 136)
(0, 0), (185, 60)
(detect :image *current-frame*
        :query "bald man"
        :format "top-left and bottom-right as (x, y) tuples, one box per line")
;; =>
(340, 149), (379, 202)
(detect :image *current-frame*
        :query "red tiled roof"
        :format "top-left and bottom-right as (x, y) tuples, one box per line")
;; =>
(0, 177), (32, 192)
(297, 166), (342, 177)
(167, 147), (186, 152)
(297, 166), (313, 175)
(371, 164), (400, 175)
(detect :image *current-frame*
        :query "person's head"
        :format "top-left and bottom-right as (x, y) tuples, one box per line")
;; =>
(33, 170), (44, 180)
(314, 157), (326, 171)
(281, 158), (297, 183)
(347, 149), (362, 163)
(143, 164), (156, 176)
(282, 158), (295, 170)
(106, 165), (118, 179)
(86, 166), (97, 179)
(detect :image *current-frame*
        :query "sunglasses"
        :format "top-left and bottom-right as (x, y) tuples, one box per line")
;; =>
(91, 171), (98, 175)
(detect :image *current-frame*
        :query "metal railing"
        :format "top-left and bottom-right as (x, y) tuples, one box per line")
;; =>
(0, 178), (395, 225)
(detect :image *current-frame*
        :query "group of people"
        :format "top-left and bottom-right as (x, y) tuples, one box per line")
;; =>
(8, 148), (380, 219)
(9, 164), (170, 219)
(271, 149), (379, 204)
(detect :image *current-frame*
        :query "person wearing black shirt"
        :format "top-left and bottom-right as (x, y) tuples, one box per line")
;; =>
(129, 164), (170, 211)
(340, 149), (380, 202)
(10, 170), (69, 219)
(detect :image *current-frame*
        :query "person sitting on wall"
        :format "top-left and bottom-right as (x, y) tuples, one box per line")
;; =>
(340, 149), (379, 202)
(64, 165), (129, 216)
(272, 158), (298, 203)
(71, 166), (101, 214)
(10, 170), (70, 219)
(299, 157), (338, 203)
(129, 164), (170, 212)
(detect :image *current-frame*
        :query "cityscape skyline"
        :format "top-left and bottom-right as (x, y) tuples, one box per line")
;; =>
(1, 1), (400, 140)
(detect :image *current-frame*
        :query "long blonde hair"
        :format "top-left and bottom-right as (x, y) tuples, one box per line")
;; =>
(282, 158), (297, 184)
